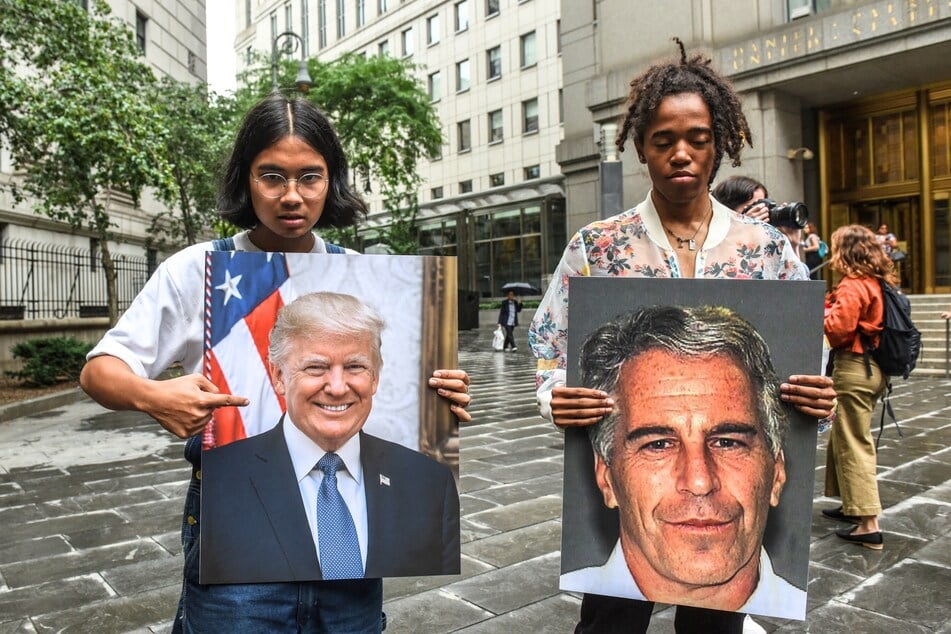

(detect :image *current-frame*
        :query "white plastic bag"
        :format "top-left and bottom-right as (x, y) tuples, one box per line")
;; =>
(492, 326), (505, 351)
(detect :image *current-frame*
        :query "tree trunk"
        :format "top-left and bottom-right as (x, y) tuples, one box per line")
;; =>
(91, 197), (120, 326)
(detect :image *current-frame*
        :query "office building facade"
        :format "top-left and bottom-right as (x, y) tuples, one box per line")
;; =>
(238, 0), (565, 297)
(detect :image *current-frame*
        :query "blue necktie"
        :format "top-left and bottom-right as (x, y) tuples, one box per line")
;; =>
(316, 452), (364, 579)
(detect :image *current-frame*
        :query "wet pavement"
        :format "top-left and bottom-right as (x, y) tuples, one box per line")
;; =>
(0, 321), (949, 632)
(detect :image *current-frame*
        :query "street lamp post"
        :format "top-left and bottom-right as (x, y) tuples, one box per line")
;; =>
(271, 31), (313, 93)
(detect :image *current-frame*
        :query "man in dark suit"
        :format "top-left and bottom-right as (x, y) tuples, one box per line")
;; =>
(199, 291), (460, 585)
(497, 290), (522, 351)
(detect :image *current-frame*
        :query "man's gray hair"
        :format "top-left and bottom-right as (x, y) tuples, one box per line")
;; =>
(581, 305), (787, 464)
(268, 292), (386, 371)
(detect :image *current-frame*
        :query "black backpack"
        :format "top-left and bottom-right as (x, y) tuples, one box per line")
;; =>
(859, 280), (921, 448)
(861, 280), (920, 380)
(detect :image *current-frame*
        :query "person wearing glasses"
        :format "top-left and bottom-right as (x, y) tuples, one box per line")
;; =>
(80, 94), (471, 633)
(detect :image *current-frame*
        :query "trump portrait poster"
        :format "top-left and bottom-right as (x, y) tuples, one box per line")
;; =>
(197, 251), (460, 583)
(559, 277), (825, 620)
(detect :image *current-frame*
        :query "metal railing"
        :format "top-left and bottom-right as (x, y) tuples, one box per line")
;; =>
(0, 238), (152, 320)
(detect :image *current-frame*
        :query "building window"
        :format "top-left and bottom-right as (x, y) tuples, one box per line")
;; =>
(426, 14), (440, 45)
(246, 46), (253, 65)
(418, 219), (458, 256)
(454, 0), (469, 31)
(301, 0), (310, 55)
(520, 30), (536, 68)
(378, 39), (389, 56)
(135, 11), (147, 52)
(378, 0), (388, 13)
(187, 50), (197, 75)
(285, 3), (292, 30)
(486, 0), (499, 17)
(473, 203), (547, 298)
(270, 11), (278, 42)
(246, 0), (252, 25)
(459, 179), (473, 194)
(486, 45), (501, 80)
(524, 164), (540, 180)
(489, 172), (505, 187)
(457, 120), (471, 152)
(336, 0), (345, 37)
(401, 27), (414, 56)
(427, 71), (441, 101)
(556, 19), (561, 54)
(787, 0), (813, 19)
(455, 59), (470, 92)
(318, 0), (327, 48)
(488, 110), (503, 143)
(523, 98), (539, 134)
(356, 0), (366, 27)
(558, 88), (564, 123)
(431, 186), (444, 200)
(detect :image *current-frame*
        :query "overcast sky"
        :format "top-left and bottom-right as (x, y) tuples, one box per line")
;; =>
(205, 0), (237, 93)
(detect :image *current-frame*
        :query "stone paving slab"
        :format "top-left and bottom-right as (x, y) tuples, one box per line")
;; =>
(461, 520), (562, 569)
(444, 553), (562, 616)
(382, 588), (493, 634)
(28, 584), (181, 634)
(1, 539), (168, 589)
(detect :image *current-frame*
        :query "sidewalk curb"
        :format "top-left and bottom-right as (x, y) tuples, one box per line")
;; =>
(0, 388), (90, 423)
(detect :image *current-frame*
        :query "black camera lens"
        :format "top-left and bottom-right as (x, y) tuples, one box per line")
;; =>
(769, 201), (808, 229)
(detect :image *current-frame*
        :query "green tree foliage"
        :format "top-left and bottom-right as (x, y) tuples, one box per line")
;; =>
(0, 0), (169, 324)
(149, 79), (240, 248)
(241, 52), (443, 253)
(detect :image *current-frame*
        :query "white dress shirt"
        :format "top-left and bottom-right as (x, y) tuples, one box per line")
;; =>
(284, 420), (369, 571)
(560, 540), (807, 620)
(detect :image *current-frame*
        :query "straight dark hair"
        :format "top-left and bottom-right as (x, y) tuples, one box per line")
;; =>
(711, 175), (768, 212)
(218, 94), (366, 229)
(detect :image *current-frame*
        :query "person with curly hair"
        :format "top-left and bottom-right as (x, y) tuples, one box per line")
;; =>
(821, 225), (896, 550)
(529, 39), (835, 633)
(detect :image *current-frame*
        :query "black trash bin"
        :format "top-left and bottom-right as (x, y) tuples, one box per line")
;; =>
(458, 289), (480, 331)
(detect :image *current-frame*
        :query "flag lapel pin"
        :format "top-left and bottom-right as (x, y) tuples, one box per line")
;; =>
(379, 474), (390, 487)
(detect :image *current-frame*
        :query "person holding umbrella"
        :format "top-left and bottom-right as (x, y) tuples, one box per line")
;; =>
(498, 289), (523, 352)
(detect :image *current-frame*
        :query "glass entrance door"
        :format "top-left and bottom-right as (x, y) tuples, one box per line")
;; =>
(849, 197), (918, 292)
(935, 194), (950, 291)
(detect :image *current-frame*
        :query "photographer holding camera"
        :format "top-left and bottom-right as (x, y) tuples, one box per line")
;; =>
(712, 176), (810, 278)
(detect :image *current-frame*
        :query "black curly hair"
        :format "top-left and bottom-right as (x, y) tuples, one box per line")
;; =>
(616, 38), (752, 185)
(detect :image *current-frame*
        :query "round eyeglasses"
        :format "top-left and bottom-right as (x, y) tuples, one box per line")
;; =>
(254, 173), (329, 199)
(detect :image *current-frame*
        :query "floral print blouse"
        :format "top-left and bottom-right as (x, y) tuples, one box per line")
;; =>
(528, 193), (807, 420)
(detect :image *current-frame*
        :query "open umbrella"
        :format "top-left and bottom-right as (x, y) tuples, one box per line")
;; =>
(501, 281), (540, 295)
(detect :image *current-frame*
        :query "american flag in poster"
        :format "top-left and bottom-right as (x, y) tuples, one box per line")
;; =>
(202, 250), (291, 449)
(201, 250), (432, 452)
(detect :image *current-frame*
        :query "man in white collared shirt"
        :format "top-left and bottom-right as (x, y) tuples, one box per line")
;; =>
(560, 305), (807, 620)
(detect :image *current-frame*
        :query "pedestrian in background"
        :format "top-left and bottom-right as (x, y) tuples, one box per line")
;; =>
(79, 94), (471, 633)
(529, 38), (835, 634)
(875, 223), (898, 255)
(821, 224), (896, 551)
(497, 290), (522, 352)
(802, 222), (824, 280)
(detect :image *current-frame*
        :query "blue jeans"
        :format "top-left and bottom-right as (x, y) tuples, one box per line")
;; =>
(173, 437), (383, 633)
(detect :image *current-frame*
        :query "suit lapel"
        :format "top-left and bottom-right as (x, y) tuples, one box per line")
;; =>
(361, 432), (394, 575)
(246, 417), (322, 579)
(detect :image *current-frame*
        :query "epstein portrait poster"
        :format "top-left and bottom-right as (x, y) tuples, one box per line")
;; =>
(560, 277), (825, 620)
(198, 251), (460, 583)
